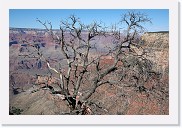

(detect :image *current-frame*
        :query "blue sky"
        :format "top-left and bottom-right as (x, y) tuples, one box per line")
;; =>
(9, 9), (169, 32)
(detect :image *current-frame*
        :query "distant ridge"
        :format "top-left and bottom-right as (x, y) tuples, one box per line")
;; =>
(10, 27), (169, 34)
(9, 27), (56, 31)
(9, 27), (87, 32)
(146, 31), (169, 33)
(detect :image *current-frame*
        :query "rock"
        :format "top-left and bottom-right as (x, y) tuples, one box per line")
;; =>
(10, 87), (70, 115)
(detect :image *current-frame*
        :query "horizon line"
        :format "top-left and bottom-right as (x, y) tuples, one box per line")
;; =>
(9, 27), (169, 33)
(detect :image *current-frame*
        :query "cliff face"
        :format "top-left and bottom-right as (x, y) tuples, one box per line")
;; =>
(141, 32), (169, 75)
(141, 32), (169, 49)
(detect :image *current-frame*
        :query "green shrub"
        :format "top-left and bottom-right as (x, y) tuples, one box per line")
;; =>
(9, 106), (23, 115)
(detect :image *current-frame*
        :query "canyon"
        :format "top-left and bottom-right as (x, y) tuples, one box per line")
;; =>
(9, 28), (169, 115)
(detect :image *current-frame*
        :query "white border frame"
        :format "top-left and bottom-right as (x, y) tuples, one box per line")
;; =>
(0, 0), (179, 125)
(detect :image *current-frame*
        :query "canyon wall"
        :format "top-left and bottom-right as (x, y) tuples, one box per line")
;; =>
(141, 31), (169, 75)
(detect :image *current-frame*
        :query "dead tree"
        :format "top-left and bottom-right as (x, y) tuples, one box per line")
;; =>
(19, 12), (156, 114)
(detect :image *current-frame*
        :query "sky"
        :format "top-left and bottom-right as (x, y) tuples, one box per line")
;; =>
(9, 9), (169, 32)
